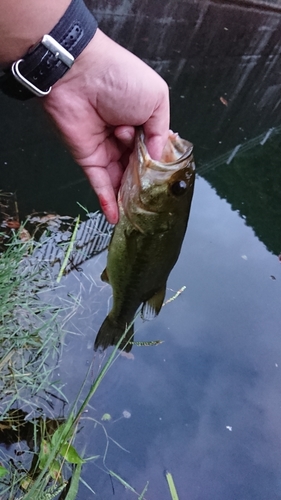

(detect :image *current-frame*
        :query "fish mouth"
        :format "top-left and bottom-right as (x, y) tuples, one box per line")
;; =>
(137, 127), (194, 172)
(119, 127), (195, 230)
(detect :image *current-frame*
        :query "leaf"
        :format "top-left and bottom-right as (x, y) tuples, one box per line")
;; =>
(60, 443), (84, 464)
(0, 466), (8, 478)
(39, 438), (51, 470)
(165, 471), (180, 500)
(49, 459), (62, 480)
(21, 476), (33, 491)
(51, 422), (69, 448)
(101, 413), (112, 421)
(0, 422), (11, 431)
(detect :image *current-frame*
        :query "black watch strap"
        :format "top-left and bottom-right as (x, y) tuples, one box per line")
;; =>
(0, 0), (98, 100)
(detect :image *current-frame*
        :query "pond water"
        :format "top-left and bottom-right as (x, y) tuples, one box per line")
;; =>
(50, 167), (281, 500)
(0, 0), (281, 499)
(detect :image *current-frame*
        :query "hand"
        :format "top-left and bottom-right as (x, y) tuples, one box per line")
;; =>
(42, 29), (170, 223)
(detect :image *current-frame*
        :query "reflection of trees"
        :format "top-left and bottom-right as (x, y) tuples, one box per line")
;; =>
(199, 129), (281, 255)
(0, 409), (63, 448)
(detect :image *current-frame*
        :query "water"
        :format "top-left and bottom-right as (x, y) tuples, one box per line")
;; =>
(0, 0), (281, 498)
(52, 172), (280, 499)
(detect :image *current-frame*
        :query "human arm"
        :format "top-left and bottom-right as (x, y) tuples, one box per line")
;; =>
(0, 0), (72, 65)
(0, 0), (170, 223)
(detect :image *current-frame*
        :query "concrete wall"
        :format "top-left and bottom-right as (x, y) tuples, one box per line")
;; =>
(85, 0), (281, 164)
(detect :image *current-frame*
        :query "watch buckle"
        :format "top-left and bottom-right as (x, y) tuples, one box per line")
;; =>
(11, 60), (52, 97)
(42, 35), (74, 68)
(11, 35), (74, 98)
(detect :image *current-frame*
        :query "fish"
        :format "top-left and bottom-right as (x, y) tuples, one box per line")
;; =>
(94, 127), (195, 352)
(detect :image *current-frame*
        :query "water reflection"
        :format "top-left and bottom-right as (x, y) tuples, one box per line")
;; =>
(48, 175), (281, 499)
(0, 409), (64, 449)
(85, 177), (281, 499)
(200, 126), (281, 256)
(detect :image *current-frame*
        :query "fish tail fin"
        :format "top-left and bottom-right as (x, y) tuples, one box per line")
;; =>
(94, 316), (134, 352)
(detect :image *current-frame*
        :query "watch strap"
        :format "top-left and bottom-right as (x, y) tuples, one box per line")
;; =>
(0, 0), (98, 100)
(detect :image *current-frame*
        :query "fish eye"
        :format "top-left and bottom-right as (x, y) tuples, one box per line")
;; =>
(170, 180), (187, 196)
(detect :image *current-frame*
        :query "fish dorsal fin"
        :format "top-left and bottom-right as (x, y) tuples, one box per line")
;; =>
(101, 268), (109, 283)
(141, 286), (166, 320)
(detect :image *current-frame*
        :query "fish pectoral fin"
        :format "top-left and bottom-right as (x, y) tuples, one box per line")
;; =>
(101, 268), (109, 283)
(141, 286), (166, 321)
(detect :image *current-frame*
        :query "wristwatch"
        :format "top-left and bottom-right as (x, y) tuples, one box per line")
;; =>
(0, 0), (98, 100)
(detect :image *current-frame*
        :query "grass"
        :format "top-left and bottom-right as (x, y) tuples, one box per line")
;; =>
(165, 471), (180, 500)
(0, 232), (65, 420)
(56, 215), (80, 284)
(0, 229), (68, 498)
(0, 224), (183, 500)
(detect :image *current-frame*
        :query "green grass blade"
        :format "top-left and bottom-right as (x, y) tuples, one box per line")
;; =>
(138, 481), (149, 499)
(108, 469), (137, 493)
(64, 463), (82, 500)
(75, 319), (136, 419)
(76, 202), (89, 215)
(165, 471), (180, 500)
(57, 215), (80, 283)
(78, 476), (96, 495)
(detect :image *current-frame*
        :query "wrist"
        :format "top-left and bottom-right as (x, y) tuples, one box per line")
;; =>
(0, 0), (98, 99)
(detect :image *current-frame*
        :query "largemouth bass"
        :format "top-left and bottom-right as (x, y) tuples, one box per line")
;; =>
(94, 128), (195, 351)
